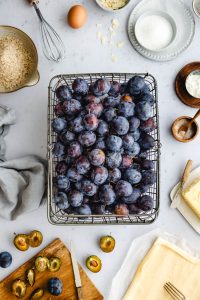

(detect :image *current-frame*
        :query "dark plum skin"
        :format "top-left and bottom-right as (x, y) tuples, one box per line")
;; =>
(103, 96), (120, 108)
(47, 278), (63, 296)
(112, 116), (129, 135)
(52, 118), (67, 133)
(78, 131), (96, 147)
(142, 170), (156, 186)
(106, 152), (122, 168)
(84, 94), (101, 104)
(103, 107), (117, 122)
(54, 175), (70, 191)
(63, 99), (82, 115)
(95, 137), (106, 150)
(115, 180), (133, 197)
(60, 130), (75, 145)
(137, 195), (154, 211)
(78, 204), (92, 215)
(124, 168), (142, 184)
(76, 156), (90, 174)
(139, 133), (155, 150)
(69, 190), (84, 207)
(81, 180), (97, 196)
(99, 185), (116, 205)
(138, 151), (148, 159)
(55, 160), (68, 175)
(109, 81), (121, 97)
(67, 168), (83, 183)
(54, 103), (65, 117)
(91, 78), (111, 96)
(129, 116), (140, 131)
(118, 101), (135, 117)
(128, 204), (142, 214)
(141, 159), (155, 170)
(137, 183), (151, 193)
(122, 188), (141, 204)
(96, 120), (109, 136)
(140, 118), (156, 133)
(52, 142), (65, 157)
(136, 101), (153, 121)
(86, 102), (103, 117)
(0, 252), (12, 268)
(70, 116), (84, 133)
(91, 166), (108, 185)
(55, 85), (72, 101)
(126, 142), (140, 157)
(140, 93), (155, 106)
(72, 92), (83, 102)
(127, 76), (146, 96)
(67, 141), (82, 158)
(91, 204), (106, 215)
(122, 134), (135, 151)
(130, 129), (141, 142)
(106, 135), (122, 152)
(89, 149), (105, 166)
(72, 78), (89, 95)
(84, 114), (99, 131)
(120, 154), (133, 169)
(54, 192), (69, 210)
(114, 204), (129, 215)
(108, 168), (121, 183)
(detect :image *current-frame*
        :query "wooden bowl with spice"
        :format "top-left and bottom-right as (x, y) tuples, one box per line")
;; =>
(171, 116), (199, 143)
(95, 0), (132, 12)
(0, 26), (39, 93)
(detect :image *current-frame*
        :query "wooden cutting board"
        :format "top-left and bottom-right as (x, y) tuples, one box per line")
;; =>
(0, 238), (103, 300)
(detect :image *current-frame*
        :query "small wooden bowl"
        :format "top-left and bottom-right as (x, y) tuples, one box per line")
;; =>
(175, 62), (200, 108)
(171, 116), (199, 143)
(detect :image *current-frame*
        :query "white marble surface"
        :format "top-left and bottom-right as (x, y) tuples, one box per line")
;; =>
(0, 0), (200, 299)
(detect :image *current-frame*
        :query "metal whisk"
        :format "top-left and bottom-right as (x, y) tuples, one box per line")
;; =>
(28, 0), (65, 62)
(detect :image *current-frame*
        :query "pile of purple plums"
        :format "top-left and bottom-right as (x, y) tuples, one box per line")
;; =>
(52, 76), (157, 216)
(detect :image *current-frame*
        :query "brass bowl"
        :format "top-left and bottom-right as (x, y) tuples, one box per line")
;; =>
(0, 25), (39, 93)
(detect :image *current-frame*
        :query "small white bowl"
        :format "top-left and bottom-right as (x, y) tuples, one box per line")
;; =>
(134, 10), (177, 52)
(95, 0), (132, 12)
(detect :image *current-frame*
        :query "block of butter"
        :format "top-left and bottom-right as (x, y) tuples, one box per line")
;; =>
(182, 177), (200, 219)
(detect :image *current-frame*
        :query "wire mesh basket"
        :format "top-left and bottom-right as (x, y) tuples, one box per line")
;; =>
(48, 73), (160, 225)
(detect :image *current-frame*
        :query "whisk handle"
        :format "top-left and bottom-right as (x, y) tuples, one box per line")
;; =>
(28, 0), (39, 5)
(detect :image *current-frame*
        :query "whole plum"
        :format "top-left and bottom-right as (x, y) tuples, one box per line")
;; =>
(126, 142), (140, 157)
(127, 76), (146, 96)
(139, 133), (155, 150)
(67, 168), (83, 183)
(122, 134), (135, 151)
(124, 168), (142, 184)
(115, 180), (133, 197)
(78, 131), (96, 147)
(84, 114), (99, 131)
(142, 170), (156, 186)
(91, 78), (111, 96)
(114, 204), (129, 215)
(130, 129), (141, 141)
(52, 118), (67, 133)
(104, 96), (120, 108)
(140, 118), (156, 133)
(103, 107), (117, 122)
(54, 175), (70, 191)
(91, 166), (108, 185)
(70, 116), (84, 133)
(109, 81), (121, 97)
(122, 188), (141, 204)
(47, 278), (63, 296)
(99, 185), (116, 205)
(129, 116), (140, 131)
(55, 160), (68, 175)
(76, 156), (90, 174)
(95, 137), (106, 150)
(86, 102), (103, 117)
(0, 252), (12, 268)
(81, 180), (97, 196)
(96, 120), (109, 136)
(52, 142), (65, 157)
(137, 195), (154, 211)
(112, 116), (129, 135)
(84, 94), (101, 104)
(141, 159), (155, 170)
(140, 93), (155, 106)
(108, 168), (121, 183)
(91, 204), (106, 215)
(120, 154), (133, 169)
(118, 101), (135, 117)
(89, 149), (105, 166)
(60, 130), (75, 145)
(69, 190), (84, 207)
(106, 135), (122, 152)
(136, 101), (153, 121)
(54, 103), (65, 117)
(106, 152), (122, 168)
(78, 204), (92, 215)
(56, 85), (72, 101)
(63, 99), (82, 115)
(54, 192), (69, 210)
(72, 78), (89, 95)
(128, 204), (142, 214)
(67, 141), (82, 158)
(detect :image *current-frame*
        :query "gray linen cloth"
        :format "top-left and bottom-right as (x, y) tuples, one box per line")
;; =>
(0, 105), (47, 220)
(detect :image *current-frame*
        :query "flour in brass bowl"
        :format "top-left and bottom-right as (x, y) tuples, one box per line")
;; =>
(0, 36), (35, 92)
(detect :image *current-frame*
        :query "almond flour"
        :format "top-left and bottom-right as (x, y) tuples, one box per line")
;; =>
(0, 36), (34, 91)
(100, 0), (128, 10)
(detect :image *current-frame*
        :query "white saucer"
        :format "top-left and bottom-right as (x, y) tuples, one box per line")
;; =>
(128, 0), (195, 61)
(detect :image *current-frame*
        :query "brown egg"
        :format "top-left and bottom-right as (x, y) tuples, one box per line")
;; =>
(67, 5), (88, 29)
